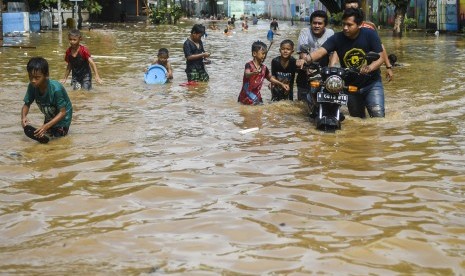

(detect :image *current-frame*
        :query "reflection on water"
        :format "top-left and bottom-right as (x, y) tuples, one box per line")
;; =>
(1, 20), (465, 274)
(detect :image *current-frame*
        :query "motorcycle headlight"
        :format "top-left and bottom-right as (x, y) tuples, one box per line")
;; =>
(325, 75), (344, 93)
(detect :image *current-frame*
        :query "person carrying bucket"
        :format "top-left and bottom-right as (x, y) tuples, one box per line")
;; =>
(146, 48), (173, 81)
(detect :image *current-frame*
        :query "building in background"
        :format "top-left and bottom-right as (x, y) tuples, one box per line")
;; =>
(226, 0), (328, 20)
(365, 0), (461, 32)
(2, 0), (30, 35)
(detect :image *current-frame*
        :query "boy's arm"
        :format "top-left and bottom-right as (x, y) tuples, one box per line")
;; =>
(268, 75), (289, 92)
(184, 40), (210, 61)
(34, 107), (67, 138)
(61, 63), (71, 84)
(186, 52), (210, 61)
(21, 104), (31, 128)
(88, 57), (103, 84)
(167, 62), (173, 79)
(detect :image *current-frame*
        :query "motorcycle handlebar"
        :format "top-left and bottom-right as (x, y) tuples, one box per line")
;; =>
(301, 62), (320, 70)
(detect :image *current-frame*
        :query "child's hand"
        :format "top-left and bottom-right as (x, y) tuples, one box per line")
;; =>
(95, 76), (103, 84)
(60, 78), (67, 84)
(34, 124), (49, 138)
(281, 83), (290, 92)
(203, 52), (211, 58)
(21, 117), (29, 128)
(165, 72), (174, 80)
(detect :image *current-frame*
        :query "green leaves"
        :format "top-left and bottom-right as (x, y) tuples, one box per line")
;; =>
(150, 0), (183, 25)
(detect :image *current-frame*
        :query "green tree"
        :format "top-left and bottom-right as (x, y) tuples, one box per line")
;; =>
(35, 0), (103, 14)
(150, 0), (183, 25)
(380, 0), (409, 37)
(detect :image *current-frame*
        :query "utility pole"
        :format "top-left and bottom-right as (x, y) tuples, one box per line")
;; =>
(58, 0), (62, 33)
(0, 0), (3, 42)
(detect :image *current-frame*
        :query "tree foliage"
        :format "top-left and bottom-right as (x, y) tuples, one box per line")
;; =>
(33, 0), (104, 14)
(150, 0), (183, 25)
(379, 0), (408, 13)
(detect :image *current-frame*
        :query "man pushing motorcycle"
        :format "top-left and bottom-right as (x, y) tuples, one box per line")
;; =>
(303, 8), (385, 118)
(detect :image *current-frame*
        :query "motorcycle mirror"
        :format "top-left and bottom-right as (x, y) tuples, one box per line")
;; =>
(366, 51), (380, 63)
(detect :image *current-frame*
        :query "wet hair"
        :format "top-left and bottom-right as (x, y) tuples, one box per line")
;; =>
(388, 54), (397, 65)
(342, 8), (364, 25)
(280, 39), (294, 49)
(343, 0), (361, 8)
(191, 24), (205, 35)
(251, 40), (267, 53)
(68, 29), (81, 37)
(27, 57), (49, 76)
(158, 48), (169, 57)
(224, 28), (229, 33)
(310, 10), (328, 25)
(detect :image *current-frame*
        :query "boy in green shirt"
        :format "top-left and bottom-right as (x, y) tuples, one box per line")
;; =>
(21, 57), (73, 143)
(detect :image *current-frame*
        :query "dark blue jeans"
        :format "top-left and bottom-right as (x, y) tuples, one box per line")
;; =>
(347, 79), (385, 118)
(72, 73), (92, 90)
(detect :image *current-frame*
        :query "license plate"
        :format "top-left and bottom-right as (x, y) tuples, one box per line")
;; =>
(317, 92), (348, 105)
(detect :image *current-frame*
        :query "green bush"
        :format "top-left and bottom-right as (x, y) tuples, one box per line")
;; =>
(150, 2), (183, 24)
(404, 17), (417, 30)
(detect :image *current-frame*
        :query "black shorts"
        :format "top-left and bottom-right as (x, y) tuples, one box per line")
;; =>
(186, 68), (209, 82)
(49, 126), (69, 137)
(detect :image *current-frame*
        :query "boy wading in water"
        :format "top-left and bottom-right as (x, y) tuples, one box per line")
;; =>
(183, 24), (210, 83)
(270, 39), (305, 101)
(146, 48), (173, 81)
(61, 29), (103, 90)
(237, 41), (289, 105)
(22, 57), (73, 143)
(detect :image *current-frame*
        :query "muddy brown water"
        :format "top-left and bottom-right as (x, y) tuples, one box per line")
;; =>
(1, 20), (464, 274)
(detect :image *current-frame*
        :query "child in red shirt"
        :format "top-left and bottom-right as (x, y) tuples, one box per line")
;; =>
(61, 29), (103, 90)
(237, 41), (288, 105)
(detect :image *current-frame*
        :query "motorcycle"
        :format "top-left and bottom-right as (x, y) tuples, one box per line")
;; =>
(299, 46), (380, 132)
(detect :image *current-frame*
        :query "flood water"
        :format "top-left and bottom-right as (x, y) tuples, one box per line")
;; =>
(1, 19), (465, 274)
